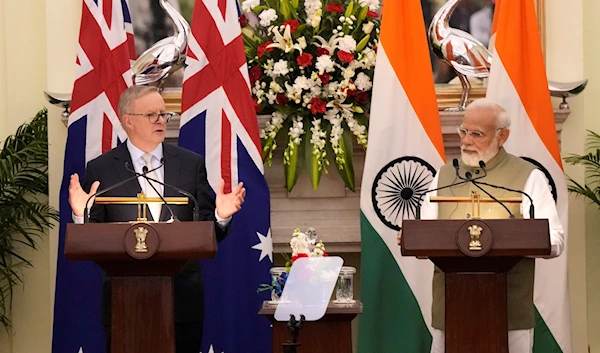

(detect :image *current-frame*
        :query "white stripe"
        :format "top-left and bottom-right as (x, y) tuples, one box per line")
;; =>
(487, 54), (572, 353)
(361, 48), (445, 332)
(203, 0), (241, 46)
(84, 0), (127, 50)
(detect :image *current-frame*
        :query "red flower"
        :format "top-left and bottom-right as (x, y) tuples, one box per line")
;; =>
(291, 253), (309, 263)
(318, 72), (331, 84)
(367, 10), (379, 18)
(257, 41), (274, 58)
(283, 19), (300, 33)
(322, 252), (328, 257)
(346, 88), (357, 97)
(239, 14), (248, 27)
(355, 91), (369, 104)
(296, 53), (314, 67)
(337, 50), (355, 63)
(276, 94), (289, 105)
(325, 3), (344, 13)
(249, 66), (262, 84)
(316, 47), (330, 57)
(309, 98), (327, 114)
(253, 99), (261, 113)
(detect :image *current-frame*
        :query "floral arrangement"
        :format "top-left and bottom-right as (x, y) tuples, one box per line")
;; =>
(259, 227), (328, 300)
(240, 0), (381, 191)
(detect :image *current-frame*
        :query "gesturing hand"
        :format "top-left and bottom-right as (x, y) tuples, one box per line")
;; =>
(68, 173), (100, 217)
(215, 179), (246, 219)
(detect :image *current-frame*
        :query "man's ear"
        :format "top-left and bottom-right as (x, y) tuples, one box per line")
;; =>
(121, 115), (132, 131)
(497, 128), (510, 147)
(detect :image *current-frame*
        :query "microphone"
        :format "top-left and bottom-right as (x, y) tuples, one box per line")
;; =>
(136, 163), (201, 222)
(82, 160), (165, 223)
(476, 161), (535, 219)
(455, 159), (515, 219)
(127, 161), (177, 222)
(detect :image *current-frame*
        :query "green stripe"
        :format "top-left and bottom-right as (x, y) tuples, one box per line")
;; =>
(358, 212), (432, 353)
(533, 307), (563, 353)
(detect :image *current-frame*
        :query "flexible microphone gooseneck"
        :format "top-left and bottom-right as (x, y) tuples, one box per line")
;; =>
(475, 161), (536, 219)
(125, 161), (176, 222)
(455, 159), (515, 219)
(82, 160), (165, 223)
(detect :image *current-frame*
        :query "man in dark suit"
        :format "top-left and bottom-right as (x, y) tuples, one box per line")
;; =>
(67, 85), (246, 353)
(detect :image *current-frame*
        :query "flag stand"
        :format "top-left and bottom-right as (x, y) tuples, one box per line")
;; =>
(281, 314), (304, 353)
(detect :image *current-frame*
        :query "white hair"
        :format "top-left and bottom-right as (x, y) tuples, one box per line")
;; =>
(466, 98), (511, 130)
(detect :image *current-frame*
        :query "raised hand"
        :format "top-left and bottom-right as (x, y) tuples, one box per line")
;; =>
(215, 179), (246, 219)
(68, 173), (100, 217)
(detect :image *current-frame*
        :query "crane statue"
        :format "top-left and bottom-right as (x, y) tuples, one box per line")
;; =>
(429, 0), (588, 111)
(130, 0), (190, 87)
(429, 0), (492, 111)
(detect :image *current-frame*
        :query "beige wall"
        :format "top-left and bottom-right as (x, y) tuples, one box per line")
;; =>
(0, 1), (596, 353)
(583, 0), (600, 351)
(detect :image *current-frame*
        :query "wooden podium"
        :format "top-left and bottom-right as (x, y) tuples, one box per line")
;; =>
(401, 219), (550, 353)
(259, 300), (362, 353)
(65, 221), (217, 353)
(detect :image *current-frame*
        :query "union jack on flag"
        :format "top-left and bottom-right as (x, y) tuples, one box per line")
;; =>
(179, 0), (272, 352)
(52, 0), (135, 352)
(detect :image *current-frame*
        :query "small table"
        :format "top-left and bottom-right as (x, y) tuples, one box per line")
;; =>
(258, 300), (363, 353)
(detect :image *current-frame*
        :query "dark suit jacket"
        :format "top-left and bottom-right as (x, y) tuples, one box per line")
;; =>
(82, 142), (230, 323)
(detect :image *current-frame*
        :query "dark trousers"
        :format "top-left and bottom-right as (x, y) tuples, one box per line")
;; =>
(105, 321), (203, 353)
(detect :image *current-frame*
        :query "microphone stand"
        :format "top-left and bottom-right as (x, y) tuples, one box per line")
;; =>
(282, 314), (304, 353)
(126, 162), (177, 222)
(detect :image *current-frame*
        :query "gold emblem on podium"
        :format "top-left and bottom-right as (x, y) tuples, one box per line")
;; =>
(134, 226), (149, 253)
(467, 224), (483, 251)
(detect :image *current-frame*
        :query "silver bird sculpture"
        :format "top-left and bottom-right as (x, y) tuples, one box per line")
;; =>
(44, 91), (72, 118)
(429, 0), (492, 111)
(548, 79), (588, 110)
(130, 0), (190, 87)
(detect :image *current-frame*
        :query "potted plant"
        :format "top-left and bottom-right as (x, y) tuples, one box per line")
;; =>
(564, 130), (600, 207)
(0, 108), (59, 328)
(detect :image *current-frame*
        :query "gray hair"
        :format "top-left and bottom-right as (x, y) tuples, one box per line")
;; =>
(466, 98), (511, 130)
(118, 85), (160, 118)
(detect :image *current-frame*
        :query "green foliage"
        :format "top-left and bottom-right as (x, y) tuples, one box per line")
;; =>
(0, 108), (59, 329)
(564, 130), (600, 208)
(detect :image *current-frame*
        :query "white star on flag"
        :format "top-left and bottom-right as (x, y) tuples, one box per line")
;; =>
(203, 345), (224, 353)
(252, 228), (273, 263)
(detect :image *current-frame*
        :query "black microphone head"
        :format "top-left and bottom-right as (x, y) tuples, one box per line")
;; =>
(465, 171), (473, 180)
(142, 166), (149, 173)
(479, 160), (486, 169)
(453, 158), (459, 169)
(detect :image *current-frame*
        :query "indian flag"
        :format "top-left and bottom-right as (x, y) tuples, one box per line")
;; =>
(487, 0), (572, 352)
(358, 0), (445, 351)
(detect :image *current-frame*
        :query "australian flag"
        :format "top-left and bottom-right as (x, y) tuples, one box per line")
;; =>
(179, 0), (273, 352)
(52, 0), (135, 352)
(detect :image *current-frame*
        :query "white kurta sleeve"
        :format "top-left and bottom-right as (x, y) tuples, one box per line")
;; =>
(419, 172), (440, 221)
(521, 168), (564, 257)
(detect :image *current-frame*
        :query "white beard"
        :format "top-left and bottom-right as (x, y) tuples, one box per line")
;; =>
(460, 141), (500, 167)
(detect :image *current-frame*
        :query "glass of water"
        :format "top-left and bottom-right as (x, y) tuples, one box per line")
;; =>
(334, 266), (356, 303)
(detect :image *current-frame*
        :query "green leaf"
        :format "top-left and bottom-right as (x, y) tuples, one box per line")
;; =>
(291, 0), (299, 10)
(335, 128), (356, 191)
(356, 34), (371, 52)
(304, 123), (322, 190)
(253, 5), (269, 13)
(357, 5), (369, 22)
(345, 1), (355, 18)
(284, 133), (306, 192)
(280, 0), (293, 20)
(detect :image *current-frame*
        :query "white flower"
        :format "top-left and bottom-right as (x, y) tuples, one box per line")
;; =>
(362, 21), (375, 35)
(305, 0), (323, 28)
(272, 60), (290, 76)
(259, 9), (278, 27)
(241, 0), (259, 13)
(270, 81), (284, 93)
(354, 72), (373, 91)
(338, 35), (357, 52)
(343, 68), (356, 80)
(315, 55), (335, 74)
(293, 76), (313, 91)
(361, 48), (377, 69)
(268, 26), (304, 53)
(297, 37), (307, 49)
(358, 0), (380, 11)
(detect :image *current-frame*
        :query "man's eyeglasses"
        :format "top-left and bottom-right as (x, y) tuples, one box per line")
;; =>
(126, 112), (177, 124)
(457, 127), (503, 139)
